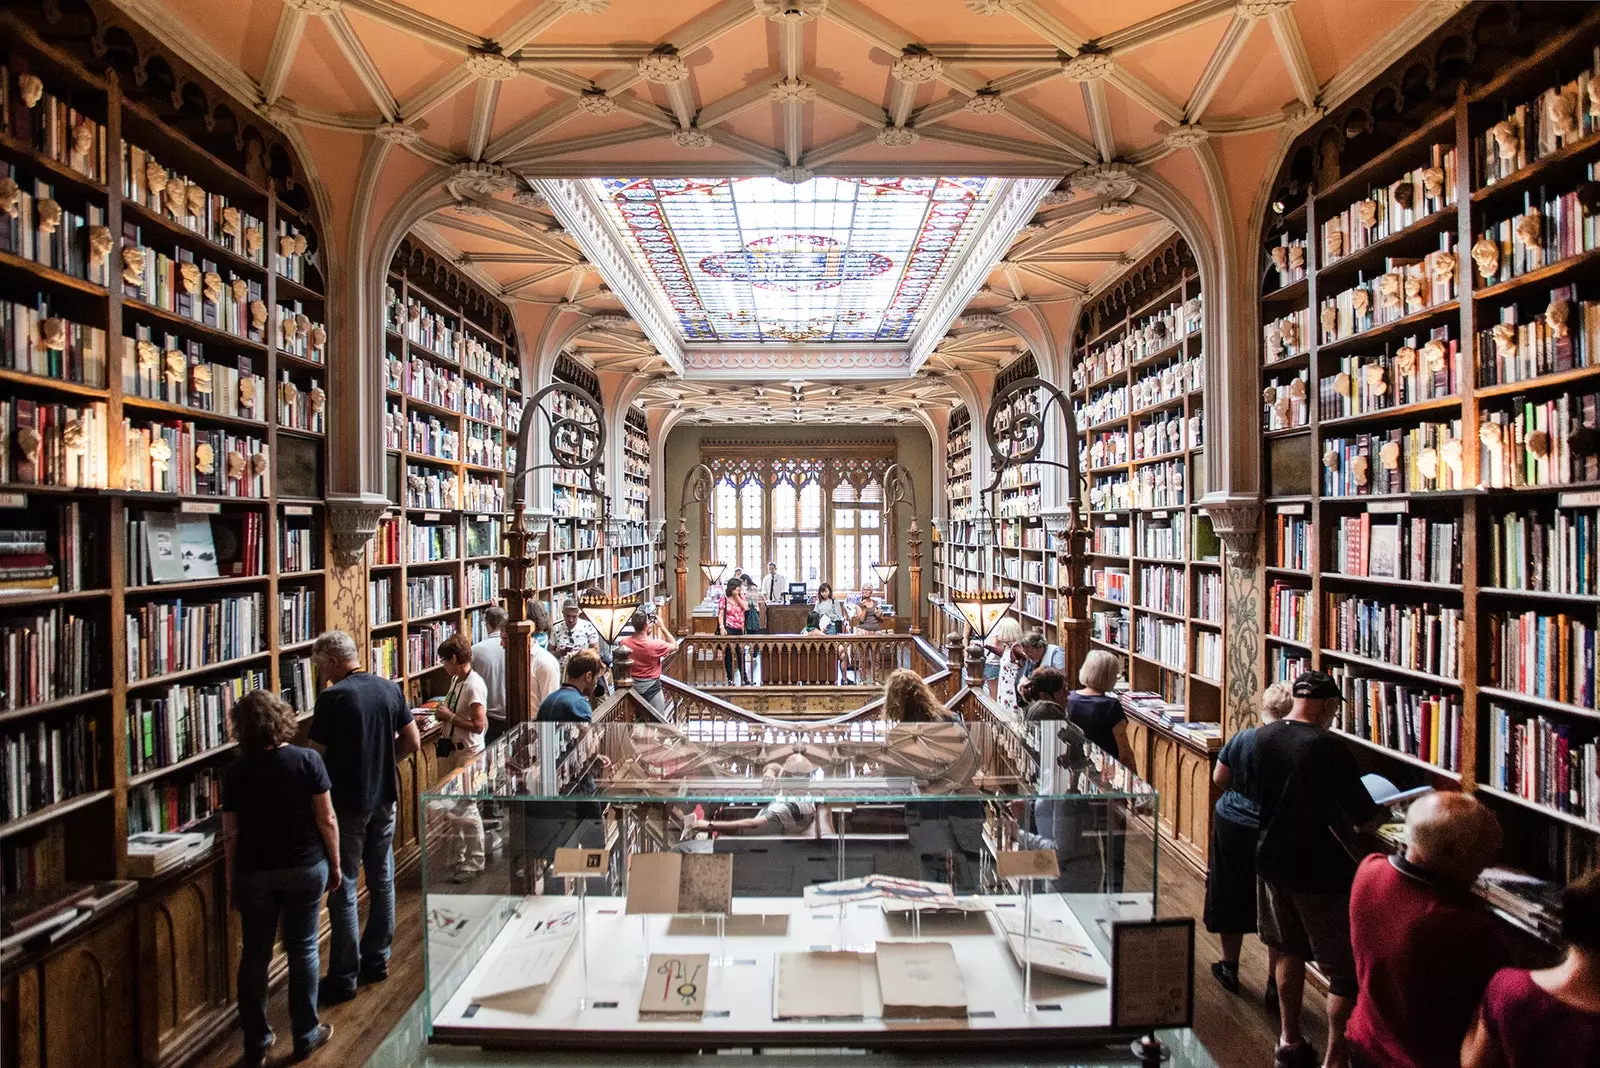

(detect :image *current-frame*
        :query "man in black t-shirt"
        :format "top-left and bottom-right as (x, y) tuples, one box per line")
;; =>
(307, 630), (421, 1004)
(1249, 671), (1384, 1068)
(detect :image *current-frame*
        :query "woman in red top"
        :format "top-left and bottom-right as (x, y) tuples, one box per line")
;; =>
(1462, 868), (1600, 1068)
(717, 577), (750, 684)
(620, 610), (675, 714)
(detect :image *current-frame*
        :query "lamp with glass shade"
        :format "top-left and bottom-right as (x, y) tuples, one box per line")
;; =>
(870, 560), (897, 592)
(700, 559), (728, 596)
(579, 589), (641, 687)
(949, 588), (1017, 642)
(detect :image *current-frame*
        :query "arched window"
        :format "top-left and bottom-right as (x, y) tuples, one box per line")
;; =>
(713, 477), (763, 580)
(771, 477), (824, 591)
(830, 481), (883, 595)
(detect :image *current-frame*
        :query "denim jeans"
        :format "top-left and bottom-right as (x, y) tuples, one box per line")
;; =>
(325, 802), (397, 994)
(632, 677), (665, 714)
(236, 859), (327, 1057)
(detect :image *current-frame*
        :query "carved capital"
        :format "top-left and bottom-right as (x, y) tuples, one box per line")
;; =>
(962, 313), (1005, 332)
(328, 495), (392, 567)
(1060, 51), (1114, 82)
(464, 49), (520, 81)
(966, 89), (1006, 115)
(1162, 123), (1210, 150)
(753, 0), (827, 21)
(1069, 163), (1138, 200)
(638, 49), (690, 85)
(282, 0), (343, 12)
(770, 77), (815, 104)
(447, 161), (517, 200)
(1201, 497), (1261, 566)
(774, 164), (814, 185)
(1098, 199), (1138, 216)
(670, 128), (714, 149)
(1235, 0), (1294, 18)
(876, 126), (920, 148)
(966, 0), (1019, 13)
(259, 102), (296, 131)
(1037, 189), (1075, 208)
(576, 89), (617, 115)
(892, 49), (943, 85)
(512, 189), (548, 208)
(373, 121), (420, 145)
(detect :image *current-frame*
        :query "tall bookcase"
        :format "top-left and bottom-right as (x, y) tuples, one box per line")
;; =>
(1257, 9), (1600, 883)
(0, 26), (327, 914)
(1074, 239), (1219, 726)
(377, 242), (521, 701)
(619, 403), (661, 599)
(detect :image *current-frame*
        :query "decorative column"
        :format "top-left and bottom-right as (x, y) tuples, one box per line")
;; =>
(673, 463), (714, 632)
(1204, 501), (1263, 737)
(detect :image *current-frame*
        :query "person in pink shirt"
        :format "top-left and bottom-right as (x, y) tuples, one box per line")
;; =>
(1463, 867), (1600, 1068)
(717, 577), (749, 684)
(620, 610), (674, 714)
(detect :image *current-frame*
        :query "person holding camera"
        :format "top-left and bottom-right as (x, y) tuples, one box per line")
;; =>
(620, 610), (675, 714)
(432, 633), (488, 882)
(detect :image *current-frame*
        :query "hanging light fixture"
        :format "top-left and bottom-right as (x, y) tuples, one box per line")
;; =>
(949, 588), (1017, 642)
(871, 560), (898, 590)
(579, 589), (640, 645)
(700, 559), (729, 590)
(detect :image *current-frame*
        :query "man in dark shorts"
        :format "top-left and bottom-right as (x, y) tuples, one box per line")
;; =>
(308, 630), (421, 1004)
(1249, 670), (1384, 1068)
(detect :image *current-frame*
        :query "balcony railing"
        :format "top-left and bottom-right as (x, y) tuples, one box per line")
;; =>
(663, 633), (946, 690)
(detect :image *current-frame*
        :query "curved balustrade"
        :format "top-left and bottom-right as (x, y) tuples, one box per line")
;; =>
(664, 633), (942, 690)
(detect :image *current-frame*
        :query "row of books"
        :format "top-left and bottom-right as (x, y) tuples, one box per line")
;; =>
(1324, 594), (1463, 679)
(123, 418), (270, 497)
(1087, 428), (1128, 469)
(1, 507), (96, 594)
(1129, 355), (1203, 411)
(1131, 460), (1186, 509)
(405, 469), (458, 510)
(1093, 524), (1131, 557)
(1486, 506), (1600, 596)
(1268, 581), (1312, 644)
(1331, 514), (1462, 585)
(1487, 703), (1599, 826)
(2, 298), (107, 387)
(275, 219), (312, 284)
(1073, 296), (1200, 391)
(1263, 307), (1312, 364)
(388, 289), (465, 358)
(1318, 333), (1460, 421)
(1268, 646), (1311, 684)
(125, 668), (268, 774)
(401, 355), (464, 413)
(121, 228), (265, 342)
(1138, 517), (1187, 561)
(126, 510), (266, 586)
(1081, 384), (1128, 428)
(127, 768), (219, 836)
(1475, 182), (1598, 287)
(1133, 412), (1189, 460)
(0, 398), (109, 489)
(1330, 668), (1462, 772)
(1319, 248), (1459, 347)
(1270, 511), (1311, 571)
(466, 562), (499, 605)
(283, 654), (315, 715)
(1319, 143), (1458, 264)
(463, 381), (506, 426)
(369, 576), (393, 625)
(403, 409), (458, 461)
(405, 573), (457, 618)
(1089, 472), (1130, 513)
(0, 607), (100, 711)
(405, 620), (454, 676)
(1134, 615), (1186, 672)
(0, 715), (100, 821)
(2, 64), (106, 182)
(277, 371), (324, 433)
(996, 487), (1041, 518)
(279, 587), (317, 645)
(1478, 390), (1600, 490)
(464, 423), (505, 470)
(1264, 235), (1307, 291)
(0, 171), (110, 286)
(0, 525), (54, 600)
(281, 519), (318, 573)
(409, 521), (458, 563)
(1091, 608), (1129, 651)
(1195, 630), (1223, 680)
(123, 593), (265, 681)
(462, 333), (518, 389)
(1136, 564), (1185, 616)
(1195, 570), (1222, 624)
(1322, 420), (1463, 496)
(1476, 57), (1600, 187)
(276, 301), (325, 365)
(122, 142), (265, 263)
(464, 476), (505, 513)
(121, 331), (265, 421)
(1485, 608), (1600, 711)
(1263, 369), (1309, 432)
(370, 634), (400, 679)
(1476, 287), (1598, 387)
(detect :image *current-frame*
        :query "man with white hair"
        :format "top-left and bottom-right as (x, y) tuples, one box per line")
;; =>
(307, 630), (420, 1004)
(1345, 791), (1510, 1068)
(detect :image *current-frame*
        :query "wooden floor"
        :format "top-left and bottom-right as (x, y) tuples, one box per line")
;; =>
(191, 836), (1323, 1068)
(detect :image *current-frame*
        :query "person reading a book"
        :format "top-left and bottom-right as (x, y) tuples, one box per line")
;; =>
(308, 630), (419, 1005)
(433, 632), (488, 882)
(1204, 682), (1291, 1002)
(1248, 670), (1386, 1068)
(1463, 867), (1600, 1068)
(222, 690), (339, 1066)
(1346, 791), (1508, 1068)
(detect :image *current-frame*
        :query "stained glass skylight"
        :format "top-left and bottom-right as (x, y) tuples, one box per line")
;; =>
(587, 176), (1006, 345)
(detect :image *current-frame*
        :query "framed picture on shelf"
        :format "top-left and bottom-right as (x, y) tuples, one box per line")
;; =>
(1368, 524), (1399, 580)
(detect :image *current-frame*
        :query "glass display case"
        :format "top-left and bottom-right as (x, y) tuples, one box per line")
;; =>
(421, 718), (1179, 1050)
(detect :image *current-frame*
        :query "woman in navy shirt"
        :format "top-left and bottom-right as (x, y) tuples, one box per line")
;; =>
(222, 690), (341, 1066)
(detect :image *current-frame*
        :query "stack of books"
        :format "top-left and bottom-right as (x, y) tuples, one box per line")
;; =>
(0, 528), (55, 597)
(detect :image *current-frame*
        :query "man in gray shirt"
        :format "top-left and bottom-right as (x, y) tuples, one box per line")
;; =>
(471, 606), (507, 742)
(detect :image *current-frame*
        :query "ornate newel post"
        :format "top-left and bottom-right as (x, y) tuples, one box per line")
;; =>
(964, 642), (987, 688)
(673, 463), (714, 632)
(1202, 499), (1263, 736)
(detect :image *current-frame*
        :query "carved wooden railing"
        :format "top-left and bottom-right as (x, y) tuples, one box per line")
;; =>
(665, 633), (946, 690)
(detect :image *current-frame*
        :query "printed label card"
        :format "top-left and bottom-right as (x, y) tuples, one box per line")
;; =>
(996, 849), (1061, 880)
(639, 953), (710, 1019)
(552, 847), (609, 877)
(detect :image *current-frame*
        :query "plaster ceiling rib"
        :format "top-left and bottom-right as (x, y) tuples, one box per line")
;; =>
(925, 45), (1059, 68)
(888, 77), (917, 130)
(260, 6), (308, 106)
(1266, 8), (1321, 106)
(1104, 68), (1184, 126)
(1002, 262), (1023, 300)
(502, 125), (664, 166)
(808, 82), (888, 128)
(916, 126), (1075, 168)
(483, 98), (583, 162)
(277, 105), (383, 132)
(594, 0), (759, 100)
(712, 129), (789, 169)
(430, 215), (564, 253)
(665, 82), (698, 129)
(402, 137), (457, 166)
(1082, 81), (1115, 162)
(1006, 1), (1185, 128)
(326, 10), (399, 122)
(459, 252), (570, 264)
(342, 0), (482, 53)
(802, 127), (881, 168)
(517, 46), (651, 62)
(451, 203), (582, 262)
(502, 266), (574, 295)
(1011, 264), (1088, 295)
(1095, 0), (1237, 53)
(1184, 14), (1253, 122)
(1019, 210), (1157, 254)
(1202, 112), (1291, 135)
(696, 81), (776, 128)
(1028, 251), (1129, 263)
(495, 0), (579, 53)
(775, 17), (804, 164)
(990, 99), (1100, 164)
(397, 66), (478, 123)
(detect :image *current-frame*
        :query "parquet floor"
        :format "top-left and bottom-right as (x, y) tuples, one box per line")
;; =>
(191, 834), (1323, 1068)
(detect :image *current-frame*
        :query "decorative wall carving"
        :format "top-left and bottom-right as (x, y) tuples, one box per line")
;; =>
(682, 348), (914, 372)
(699, 442), (897, 491)
(1074, 233), (1195, 336)
(391, 236), (514, 337)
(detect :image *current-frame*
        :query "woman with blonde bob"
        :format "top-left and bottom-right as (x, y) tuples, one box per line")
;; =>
(1204, 682), (1292, 1004)
(1067, 649), (1134, 766)
(883, 669), (954, 723)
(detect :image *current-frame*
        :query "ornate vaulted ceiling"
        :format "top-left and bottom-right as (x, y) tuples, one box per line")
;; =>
(115, 0), (1445, 421)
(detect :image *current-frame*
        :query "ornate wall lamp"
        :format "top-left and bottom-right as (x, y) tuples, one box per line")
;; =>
(673, 462), (722, 632)
(983, 375), (1092, 681)
(506, 380), (606, 724)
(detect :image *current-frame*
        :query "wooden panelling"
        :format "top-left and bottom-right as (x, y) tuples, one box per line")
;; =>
(1177, 747), (1216, 864)
(1150, 734), (1180, 836)
(139, 860), (229, 1066)
(34, 907), (138, 1068)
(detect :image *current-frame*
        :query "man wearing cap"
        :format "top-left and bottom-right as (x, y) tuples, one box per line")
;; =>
(1248, 671), (1385, 1068)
